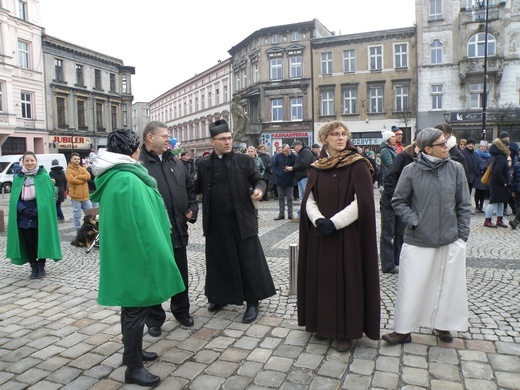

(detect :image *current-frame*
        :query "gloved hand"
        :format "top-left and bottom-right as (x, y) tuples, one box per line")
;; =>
(28, 210), (37, 219)
(21, 208), (32, 218)
(315, 218), (336, 236)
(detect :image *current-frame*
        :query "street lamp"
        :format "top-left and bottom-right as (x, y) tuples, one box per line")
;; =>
(444, 112), (450, 123)
(477, 0), (490, 142)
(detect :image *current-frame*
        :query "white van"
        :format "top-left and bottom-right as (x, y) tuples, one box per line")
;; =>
(0, 153), (67, 193)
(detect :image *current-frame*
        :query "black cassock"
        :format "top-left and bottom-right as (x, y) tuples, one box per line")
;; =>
(205, 155), (276, 305)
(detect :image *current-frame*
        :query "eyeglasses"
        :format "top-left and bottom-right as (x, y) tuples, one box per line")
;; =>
(428, 140), (449, 148)
(328, 132), (348, 138)
(213, 136), (233, 142)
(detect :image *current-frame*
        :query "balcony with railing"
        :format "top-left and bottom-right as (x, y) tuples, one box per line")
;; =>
(460, 6), (499, 24)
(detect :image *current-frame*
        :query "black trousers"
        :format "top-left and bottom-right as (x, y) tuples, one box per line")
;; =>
(121, 306), (151, 368)
(19, 228), (45, 264)
(146, 246), (189, 328)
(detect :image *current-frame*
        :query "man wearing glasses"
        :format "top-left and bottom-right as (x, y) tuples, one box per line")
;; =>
(195, 119), (276, 323)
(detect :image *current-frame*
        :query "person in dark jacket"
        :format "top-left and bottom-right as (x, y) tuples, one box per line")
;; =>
(195, 119), (275, 323)
(474, 142), (492, 213)
(434, 124), (469, 179)
(379, 142), (418, 274)
(180, 151), (196, 183)
(484, 138), (510, 228)
(461, 138), (485, 195)
(379, 130), (397, 190)
(509, 156), (520, 229)
(272, 144), (297, 220)
(257, 145), (271, 201)
(284, 141), (316, 222)
(139, 121), (199, 335)
(49, 159), (67, 221)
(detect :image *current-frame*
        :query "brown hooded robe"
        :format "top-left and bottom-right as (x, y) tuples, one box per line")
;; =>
(297, 146), (381, 341)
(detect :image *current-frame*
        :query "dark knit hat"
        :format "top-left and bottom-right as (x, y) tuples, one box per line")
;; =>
(209, 119), (230, 137)
(107, 128), (140, 156)
(291, 141), (302, 148)
(312, 143), (321, 149)
(466, 138), (476, 145)
(499, 131), (510, 139)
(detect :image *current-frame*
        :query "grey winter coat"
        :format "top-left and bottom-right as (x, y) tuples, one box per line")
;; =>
(392, 152), (472, 248)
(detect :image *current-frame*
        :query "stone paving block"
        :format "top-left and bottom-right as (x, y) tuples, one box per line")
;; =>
(463, 378), (498, 390)
(155, 375), (189, 390)
(496, 341), (520, 356)
(2, 338), (31, 350)
(309, 376), (341, 390)
(353, 345), (378, 360)
(55, 332), (90, 349)
(222, 376), (253, 390)
(46, 366), (82, 384)
(431, 380), (464, 390)
(193, 349), (220, 364)
(429, 362), (462, 382)
(254, 370), (286, 387)
(318, 360), (347, 379)
(350, 358), (375, 375)
(258, 316), (284, 327)
(5, 357), (41, 374)
(60, 376), (98, 390)
(429, 346), (459, 364)
(91, 341), (121, 357)
(294, 352), (323, 370)
(15, 368), (49, 385)
(413, 333), (438, 346)
(84, 332), (115, 346)
(28, 380), (64, 390)
(342, 373), (372, 389)
(190, 374), (226, 390)
(0, 371), (15, 386)
(219, 347), (249, 363)
(234, 336), (260, 350)
(305, 342), (329, 355)
(77, 322), (110, 336)
(285, 330), (311, 346)
(403, 354), (428, 369)
(264, 356), (294, 373)
(222, 329), (244, 339)
(237, 361), (263, 378)
(59, 342), (95, 359)
(271, 327), (291, 338)
(161, 348), (193, 364)
(3, 346), (37, 362)
(100, 353), (122, 369)
(466, 339), (496, 353)
(247, 348), (273, 363)
(36, 355), (71, 371)
(488, 353), (520, 372)
(495, 371), (520, 390)
(372, 371), (399, 389)
(260, 336), (282, 350)
(86, 379), (120, 390)
(68, 353), (106, 371)
(458, 349), (488, 362)
(192, 327), (220, 340)
(204, 318), (233, 330)
(375, 355), (400, 373)
(83, 364), (113, 379)
(203, 336), (233, 350)
(172, 361), (206, 380)
(402, 366), (430, 387)
(461, 361), (494, 380)
(147, 361), (176, 379)
(205, 360), (239, 377)
(245, 324), (271, 338)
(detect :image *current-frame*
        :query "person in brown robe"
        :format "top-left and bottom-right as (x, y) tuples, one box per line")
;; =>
(297, 121), (381, 352)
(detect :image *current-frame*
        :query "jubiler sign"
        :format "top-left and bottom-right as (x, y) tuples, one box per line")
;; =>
(51, 136), (91, 150)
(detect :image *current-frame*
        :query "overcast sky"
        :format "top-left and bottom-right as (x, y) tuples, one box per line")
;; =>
(40, 0), (416, 103)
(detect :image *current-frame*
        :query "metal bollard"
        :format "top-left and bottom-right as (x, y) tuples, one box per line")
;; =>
(289, 244), (298, 295)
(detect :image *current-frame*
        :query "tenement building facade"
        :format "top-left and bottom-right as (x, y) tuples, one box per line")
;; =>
(416, 0), (520, 142)
(42, 35), (135, 160)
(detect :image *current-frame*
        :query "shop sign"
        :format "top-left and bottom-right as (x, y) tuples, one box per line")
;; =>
(352, 138), (382, 145)
(449, 110), (520, 123)
(51, 136), (91, 150)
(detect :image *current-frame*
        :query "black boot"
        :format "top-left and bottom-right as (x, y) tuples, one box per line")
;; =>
(122, 308), (160, 387)
(29, 263), (38, 279)
(37, 260), (46, 278)
(121, 310), (158, 366)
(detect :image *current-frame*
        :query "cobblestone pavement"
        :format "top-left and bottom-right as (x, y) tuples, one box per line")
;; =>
(0, 191), (519, 389)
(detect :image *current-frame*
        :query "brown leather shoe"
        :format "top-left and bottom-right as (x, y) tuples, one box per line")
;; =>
(483, 218), (497, 228)
(382, 332), (412, 345)
(436, 330), (453, 343)
(496, 217), (508, 228)
(333, 338), (351, 352)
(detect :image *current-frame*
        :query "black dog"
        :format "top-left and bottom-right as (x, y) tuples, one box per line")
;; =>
(71, 214), (98, 247)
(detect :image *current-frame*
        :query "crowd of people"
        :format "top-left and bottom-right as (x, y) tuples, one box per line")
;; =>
(4, 119), (519, 387)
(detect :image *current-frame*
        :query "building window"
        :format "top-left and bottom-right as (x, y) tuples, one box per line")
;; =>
(369, 46), (383, 70)
(111, 105), (117, 129)
(21, 92), (31, 119)
(290, 56), (302, 79)
(216, 89), (220, 105)
(252, 63), (259, 83)
(468, 33), (496, 58)
(320, 90), (334, 116)
(54, 59), (63, 81)
(429, 0), (442, 20)
(343, 87), (357, 114)
(242, 70), (247, 89)
(291, 97), (303, 121)
(369, 86), (384, 113)
(18, 0), (27, 20)
(321, 52), (332, 75)
(431, 40), (443, 64)
(470, 82), (485, 109)
(394, 43), (408, 68)
(235, 73), (241, 91)
(1, 137), (26, 154)
(57, 97), (66, 127)
(96, 102), (103, 128)
(343, 49), (356, 73)
(271, 34), (279, 44)
(123, 104), (127, 127)
(431, 84), (443, 110)
(18, 41), (29, 69)
(95, 69), (102, 89)
(122, 74), (127, 94)
(291, 32), (300, 41)
(76, 64), (84, 85)
(208, 91), (212, 107)
(224, 85), (228, 101)
(77, 100), (86, 128)
(201, 95), (205, 109)
(271, 99), (283, 122)
(110, 74), (116, 92)
(270, 58), (282, 80)
(195, 97), (199, 111)
(394, 85), (409, 111)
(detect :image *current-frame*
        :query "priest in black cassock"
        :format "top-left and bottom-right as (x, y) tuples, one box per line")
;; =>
(195, 119), (276, 323)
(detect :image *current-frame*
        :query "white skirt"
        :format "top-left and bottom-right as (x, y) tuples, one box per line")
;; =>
(394, 239), (468, 333)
